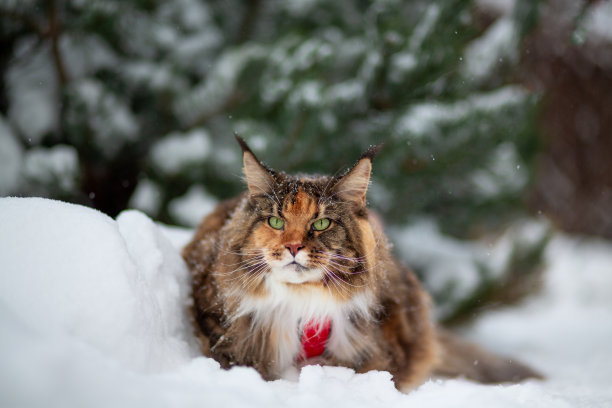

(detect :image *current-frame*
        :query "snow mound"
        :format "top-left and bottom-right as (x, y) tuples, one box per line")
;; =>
(0, 197), (196, 374)
(0, 197), (611, 407)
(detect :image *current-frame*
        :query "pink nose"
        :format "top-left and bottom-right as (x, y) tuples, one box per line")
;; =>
(285, 243), (305, 257)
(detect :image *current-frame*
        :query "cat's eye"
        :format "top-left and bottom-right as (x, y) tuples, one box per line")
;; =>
(268, 216), (285, 230)
(312, 218), (331, 231)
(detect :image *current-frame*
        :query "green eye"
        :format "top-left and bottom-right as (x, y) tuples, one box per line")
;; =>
(268, 216), (285, 230)
(312, 218), (331, 231)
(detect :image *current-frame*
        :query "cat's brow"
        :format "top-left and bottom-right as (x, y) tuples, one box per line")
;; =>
(285, 189), (317, 216)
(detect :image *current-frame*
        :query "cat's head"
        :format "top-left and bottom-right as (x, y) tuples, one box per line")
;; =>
(230, 136), (383, 300)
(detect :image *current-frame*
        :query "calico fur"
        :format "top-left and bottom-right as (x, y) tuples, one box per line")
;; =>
(182, 137), (541, 391)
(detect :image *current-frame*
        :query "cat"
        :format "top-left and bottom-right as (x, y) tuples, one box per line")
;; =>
(182, 136), (541, 391)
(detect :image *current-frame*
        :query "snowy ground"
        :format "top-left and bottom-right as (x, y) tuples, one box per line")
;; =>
(1, 197), (611, 408)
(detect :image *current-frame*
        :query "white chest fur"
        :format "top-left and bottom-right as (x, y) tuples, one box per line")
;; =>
(230, 276), (375, 376)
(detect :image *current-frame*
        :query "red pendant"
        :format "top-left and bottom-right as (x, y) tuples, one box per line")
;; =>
(300, 318), (332, 360)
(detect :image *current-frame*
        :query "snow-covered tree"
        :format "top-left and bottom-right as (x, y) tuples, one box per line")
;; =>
(0, 0), (550, 320)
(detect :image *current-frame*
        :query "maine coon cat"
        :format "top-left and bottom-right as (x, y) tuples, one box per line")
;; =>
(182, 137), (541, 391)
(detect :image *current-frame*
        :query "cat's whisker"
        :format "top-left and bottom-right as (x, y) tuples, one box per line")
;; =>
(324, 242), (381, 265)
(239, 263), (269, 293)
(319, 186), (358, 203)
(225, 264), (267, 296)
(217, 247), (263, 257)
(311, 253), (369, 276)
(319, 264), (354, 297)
(328, 253), (367, 263)
(324, 263), (369, 290)
(216, 256), (266, 274)
(327, 258), (349, 268)
(215, 260), (268, 282)
(318, 167), (348, 205)
(255, 178), (282, 208)
(326, 272), (353, 298)
(319, 264), (344, 294)
(313, 250), (382, 278)
(223, 261), (269, 283)
(219, 255), (266, 269)
(318, 249), (368, 262)
(219, 253), (264, 264)
(318, 253), (365, 272)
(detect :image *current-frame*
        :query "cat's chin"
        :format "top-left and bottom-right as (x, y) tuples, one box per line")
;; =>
(269, 264), (323, 285)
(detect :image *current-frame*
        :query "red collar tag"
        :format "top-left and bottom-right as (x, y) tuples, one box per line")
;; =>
(300, 318), (331, 360)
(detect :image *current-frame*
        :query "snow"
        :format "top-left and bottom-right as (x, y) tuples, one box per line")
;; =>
(168, 185), (218, 227)
(475, 0), (516, 17)
(283, 0), (321, 17)
(470, 142), (527, 198)
(66, 79), (139, 158)
(389, 52), (417, 83)
(292, 39), (334, 72)
(150, 129), (212, 176)
(461, 17), (519, 81)
(325, 80), (365, 105)
(408, 4), (441, 52)
(175, 45), (265, 126)
(288, 81), (324, 108)
(395, 85), (527, 139)
(122, 61), (183, 92)
(391, 218), (549, 319)
(22, 144), (80, 193)
(60, 33), (118, 78)
(129, 178), (164, 216)
(0, 198), (196, 375)
(6, 39), (58, 144)
(1, 196), (611, 408)
(583, 1), (612, 43)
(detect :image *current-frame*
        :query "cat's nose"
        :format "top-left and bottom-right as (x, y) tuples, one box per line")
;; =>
(285, 243), (304, 257)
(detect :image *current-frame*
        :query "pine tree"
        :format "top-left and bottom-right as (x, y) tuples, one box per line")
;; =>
(0, 0), (548, 320)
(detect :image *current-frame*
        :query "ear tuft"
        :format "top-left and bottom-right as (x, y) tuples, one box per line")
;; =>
(235, 135), (274, 196)
(359, 144), (383, 162)
(334, 144), (382, 207)
(235, 134), (252, 154)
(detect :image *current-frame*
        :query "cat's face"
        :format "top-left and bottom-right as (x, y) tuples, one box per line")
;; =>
(248, 178), (362, 288)
(231, 137), (381, 300)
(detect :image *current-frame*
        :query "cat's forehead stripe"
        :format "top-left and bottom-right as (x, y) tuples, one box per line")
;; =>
(285, 189), (317, 216)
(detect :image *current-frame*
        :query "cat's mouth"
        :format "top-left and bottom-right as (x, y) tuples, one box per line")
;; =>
(287, 261), (308, 272)
(270, 261), (322, 284)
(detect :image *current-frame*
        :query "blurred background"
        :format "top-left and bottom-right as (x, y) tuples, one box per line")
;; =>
(1, 0), (611, 322)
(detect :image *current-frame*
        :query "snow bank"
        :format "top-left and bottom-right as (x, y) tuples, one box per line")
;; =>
(0, 197), (611, 408)
(0, 198), (196, 375)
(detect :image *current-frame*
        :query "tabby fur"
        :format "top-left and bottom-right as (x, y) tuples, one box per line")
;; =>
(182, 137), (541, 391)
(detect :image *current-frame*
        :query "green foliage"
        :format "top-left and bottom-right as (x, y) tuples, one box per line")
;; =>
(0, 0), (548, 321)
(0, 0), (542, 231)
(441, 229), (551, 325)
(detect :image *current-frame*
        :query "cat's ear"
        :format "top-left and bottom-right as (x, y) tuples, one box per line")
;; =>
(334, 144), (383, 207)
(235, 135), (275, 196)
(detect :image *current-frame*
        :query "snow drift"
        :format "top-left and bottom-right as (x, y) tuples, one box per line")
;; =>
(0, 197), (610, 408)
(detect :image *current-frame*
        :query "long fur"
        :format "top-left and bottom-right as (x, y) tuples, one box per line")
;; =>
(182, 138), (541, 390)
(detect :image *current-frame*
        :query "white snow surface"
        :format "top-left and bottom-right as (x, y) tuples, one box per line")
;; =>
(1, 197), (611, 408)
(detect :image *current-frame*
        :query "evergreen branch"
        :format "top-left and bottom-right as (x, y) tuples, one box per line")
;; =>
(0, 3), (68, 85)
(0, 7), (46, 37)
(280, 110), (307, 158)
(235, 0), (263, 44)
(183, 89), (244, 131)
(48, 0), (68, 85)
